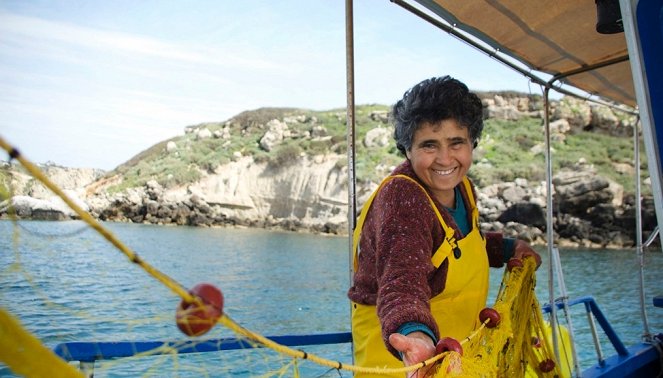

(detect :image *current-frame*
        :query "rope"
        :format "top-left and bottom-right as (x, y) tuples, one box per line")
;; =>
(218, 313), (489, 376)
(0, 136), (196, 305)
(0, 135), (563, 377)
(0, 135), (454, 375)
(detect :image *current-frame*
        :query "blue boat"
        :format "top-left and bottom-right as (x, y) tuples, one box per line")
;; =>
(1, 0), (661, 376)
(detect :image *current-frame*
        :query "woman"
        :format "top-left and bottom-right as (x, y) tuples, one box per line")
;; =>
(347, 76), (541, 377)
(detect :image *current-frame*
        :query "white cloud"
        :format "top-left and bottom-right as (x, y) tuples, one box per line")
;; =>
(0, 2), (541, 170)
(0, 11), (281, 71)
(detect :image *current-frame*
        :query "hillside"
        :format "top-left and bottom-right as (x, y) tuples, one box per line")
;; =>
(99, 94), (644, 196)
(2, 93), (657, 248)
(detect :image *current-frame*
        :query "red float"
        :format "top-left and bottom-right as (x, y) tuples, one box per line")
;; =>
(435, 337), (463, 356)
(176, 283), (224, 336)
(539, 358), (556, 373)
(507, 257), (523, 271)
(479, 307), (501, 328)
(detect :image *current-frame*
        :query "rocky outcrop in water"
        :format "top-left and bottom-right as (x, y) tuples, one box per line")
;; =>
(0, 163), (102, 220)
(86, 154), (348, 235)
(479, 162), (658, 249)
(6, 155), (654, 249)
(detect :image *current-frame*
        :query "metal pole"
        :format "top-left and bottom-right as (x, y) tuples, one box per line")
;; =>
(345, 0), (357, 363)
(585, 302), (606, 366)
(552, 247), (582, 376)
(634, 117), (652, 341)
(543, 86), (560, 365)
(345, 0), (357, 285)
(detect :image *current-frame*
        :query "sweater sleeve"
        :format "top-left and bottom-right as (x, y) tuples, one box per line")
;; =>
(373, 178), (441, 357)
(485, 231), (507, 267)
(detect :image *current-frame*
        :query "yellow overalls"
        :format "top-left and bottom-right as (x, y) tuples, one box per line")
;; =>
(351, 175), (489, 377)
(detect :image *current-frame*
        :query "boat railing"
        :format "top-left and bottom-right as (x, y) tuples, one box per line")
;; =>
(53, 295), (629, 376)
(542, 296), (629, 359)
(54, 332), (353, 377)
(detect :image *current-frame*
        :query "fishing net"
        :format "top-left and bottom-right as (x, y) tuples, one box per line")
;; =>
(0, 136), (570, 377)
(434, 256), (573, 378)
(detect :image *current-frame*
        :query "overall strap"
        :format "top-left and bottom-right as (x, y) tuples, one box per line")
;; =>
(460, 176), (480, 228)
(353, 175), (470, 270)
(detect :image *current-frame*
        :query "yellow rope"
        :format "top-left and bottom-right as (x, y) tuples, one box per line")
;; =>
(0, 135), (565, 377)
(219, 313), (480, 375)
(0, 136), (195, 304)
(0, 136), (434, 375)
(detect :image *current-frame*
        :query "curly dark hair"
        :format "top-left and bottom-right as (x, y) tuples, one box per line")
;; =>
(391, 76), (484, 155)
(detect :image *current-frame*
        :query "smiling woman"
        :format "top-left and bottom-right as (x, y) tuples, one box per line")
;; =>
(391, 77), (483, 207)
(348, 75), (542, 377)
(406, 119), (473, 208)
(1, 0), (662, 377)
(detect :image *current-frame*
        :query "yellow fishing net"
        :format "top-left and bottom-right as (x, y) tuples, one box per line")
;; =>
(0, 136), (570, 377)
(431, 256), (573, 377)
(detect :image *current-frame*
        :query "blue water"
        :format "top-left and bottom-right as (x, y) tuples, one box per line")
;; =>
(1, 220), (661, 377)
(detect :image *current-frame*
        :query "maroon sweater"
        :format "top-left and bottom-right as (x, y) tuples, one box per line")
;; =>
(347, 160), (507, 356)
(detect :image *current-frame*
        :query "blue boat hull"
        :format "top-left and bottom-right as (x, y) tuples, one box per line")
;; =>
(583, 338), (663, 377)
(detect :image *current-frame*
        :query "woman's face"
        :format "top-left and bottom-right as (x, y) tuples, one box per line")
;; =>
(406, 119), (473, 207)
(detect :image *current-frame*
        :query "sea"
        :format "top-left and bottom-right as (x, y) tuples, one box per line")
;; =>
(1, 220), (662, 377)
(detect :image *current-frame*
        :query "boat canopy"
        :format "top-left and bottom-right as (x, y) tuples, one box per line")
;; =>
(409, 0), (634, 106)
(398, 0), (663, 249)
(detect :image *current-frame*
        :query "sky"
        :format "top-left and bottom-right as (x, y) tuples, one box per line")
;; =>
(0, 0), (545, 170)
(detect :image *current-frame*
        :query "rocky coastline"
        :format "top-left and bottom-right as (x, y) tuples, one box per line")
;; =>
(1, 95), (659, 250)
(2, 157), (658, 250)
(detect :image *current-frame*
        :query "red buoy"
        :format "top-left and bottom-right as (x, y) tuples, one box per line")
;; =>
(539, 358), (556, 373)
(507, 257), (524, 271)
(176, 283), (223, 336)
(479, 307), (501, 328)
(435, 337), (463, 356)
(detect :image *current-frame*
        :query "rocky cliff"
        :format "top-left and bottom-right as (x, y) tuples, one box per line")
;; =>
(1, 95), (658, 249)
(88, 154), (350, 234)
(0, 163), (104, 220)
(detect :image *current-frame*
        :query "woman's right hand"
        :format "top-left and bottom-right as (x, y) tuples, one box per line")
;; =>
(388, 332), (437, 378)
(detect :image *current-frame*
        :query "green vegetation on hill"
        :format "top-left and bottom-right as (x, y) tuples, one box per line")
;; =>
(471, 118), (546, 186)
(0, 169), (9, 201)
(100, 104), (648, 196)
(471, 117), (645, 190)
